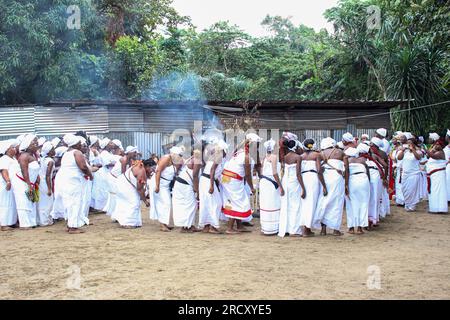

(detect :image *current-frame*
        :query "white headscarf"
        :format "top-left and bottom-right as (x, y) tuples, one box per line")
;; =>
(357, 143), (370, 154)
(112, 139), (124, 151)
(40, 141), (54, 158)
(320, 137), (336, 150)
(288, 140), (302, 152)
(418, 136), (424, 143)
(361, 134), (370, 140)
(345, 147), (359, 158)
(336, 141), (345, 150)
(16, 134), (26, 144)
(19, 134), (37, 151)
(79, 137), (87, 146)
(282, 132), (298, 141)
(264, 139), (276, 152)
(89, 135), (99, 147)
(55, 146), (68, 158)
(63, 134), (81, 147)
(376, 128), (387, 138)
(38, 137), (46, 147)
(216, 140), (229, 152)
(429, 132), (440, 142)
(246, 133), (262, 143)
(51, 137), (61, 148)
(0, 139), (19, 154)
(125, 146), (138, 154)
(342, 132), (354, 143)
(404, 132), (413, 140)
(371, 137), (384, 148)
(170, 146), (184, 155)
(99, 138), (111, 149)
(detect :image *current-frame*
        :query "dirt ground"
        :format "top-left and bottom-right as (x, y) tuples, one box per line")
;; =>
(0, 201), (449, 300)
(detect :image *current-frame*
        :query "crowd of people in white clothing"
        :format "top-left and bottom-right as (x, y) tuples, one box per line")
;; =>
(0, 127), (448, 235)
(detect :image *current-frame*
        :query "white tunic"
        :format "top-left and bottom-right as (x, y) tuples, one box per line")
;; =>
(172, 164), (198, 228)
(426, 158), (448, 213)
(37, 157), (54, 226)
(11, 159), (40, 228)
(393, 149), (405, 205)
(366, 159), (382, 224)
(345, 163), (370, 228)
(221, 150), (252, 220)
(445, 145), (450, 202)
(419, 153), (428, 200)
(259, 157), (281, 235)
(104, 157), (125, 220)
(91, 151), (113, 211)
(0, 155), (18, 227)
(114, 167), (142, 227)
(401, 150), (422, 211)
(149, 162), (176, 225)
(198, 160), (224, 229)
(299, 160), (320, 229)
(59, 150), (89, 228)
(278, 163), (302, 237)
(314, 159), (345, 231)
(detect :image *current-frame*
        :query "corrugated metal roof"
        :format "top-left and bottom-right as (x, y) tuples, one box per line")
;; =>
(34, 105), (109, 135)
(0, 106), (35, 136)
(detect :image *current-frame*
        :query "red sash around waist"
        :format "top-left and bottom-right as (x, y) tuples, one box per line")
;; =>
(427, 167), (446, 194)
(222, 169), (243, 181)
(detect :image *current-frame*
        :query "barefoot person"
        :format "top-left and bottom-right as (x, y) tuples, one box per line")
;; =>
(221, 133), (260, 234)
(259, 139), (283, 236)
(37, 142), (55, 226)
(300, 139), (327, 237)
(345, 147), (370, 234)
(397, 133), (422, 212)
(149, 146), (182, 232)
(198, 139), (228, 234)
(105, 146), (139, 221)
(59, 134), (93, 234)
(392, 133), (406, 206)
(50, 146), (68, 221)
(278, 139), (305, 238)
(113, 160), (150, 228)
(0, 139), (19, 231)
(426, 133), (448, 214)
(173, 148), (202, 233)
(370, 137), (390, 218)
(10, 134), (40, 229)
(314, 137), (345, 236)
(359, 142), (383, 229)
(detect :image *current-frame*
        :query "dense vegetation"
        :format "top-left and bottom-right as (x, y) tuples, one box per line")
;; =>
(0, 0), (448, 134)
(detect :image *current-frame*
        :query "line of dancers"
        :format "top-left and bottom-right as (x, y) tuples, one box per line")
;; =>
(0, 128), (448, 235)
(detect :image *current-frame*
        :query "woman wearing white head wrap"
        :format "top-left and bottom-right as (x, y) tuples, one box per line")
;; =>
(358, 142), (382, 228)
(198, 140), (228, 233)
(278, 139), (305, 238)
(104, 146), (139, 221)
(342, 132), (356, 149)
(50, 146), (69, 220)
(313, 137), (346, 236)
(56, 136), (93, 233)
(91, 151), (116, 212)
(0, 140), (19, 230)
(425, 140), (448, 213)
(344, 147), (370, 234)
(299, 138), (327, 237)
(10, 134), (40, 229)
(397, 139), (423, 212)
(258, 139), (283, 235)
(149, 146), (183, 231)
(37, 142), (55, 226)
(370, 136), (391, 218)
(172, 149), (202, 232)
(221, 135), (259, 234)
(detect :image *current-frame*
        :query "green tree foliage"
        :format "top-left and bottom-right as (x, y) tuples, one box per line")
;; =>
(0, 0), (448, 133)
